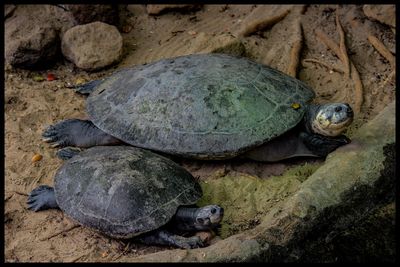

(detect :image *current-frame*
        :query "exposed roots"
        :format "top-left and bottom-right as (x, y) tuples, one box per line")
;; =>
(336, 9), (350, 78)
(234, 5), (291, 37)
(367, 35), (396, 68)
(287, 18), (303, 78)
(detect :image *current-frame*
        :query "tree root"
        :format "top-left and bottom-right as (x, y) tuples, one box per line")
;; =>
(287, 18), (303, 78)
(367, 35), (396, 68)
(336, 9), (350, 78)
(39, 224), (80, 241)
(234, 5), (291, 37)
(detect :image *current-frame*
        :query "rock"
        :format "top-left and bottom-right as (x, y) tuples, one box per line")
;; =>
(146, 4), (202, 15)
(363, 5), (395, 28)
(5, 5), (75, 69)
(61, 21), (123, 71)
(127, 5), (147, 16)
(65, 4), (119, 26)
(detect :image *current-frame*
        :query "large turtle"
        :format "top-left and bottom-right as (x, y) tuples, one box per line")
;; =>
(27, 146), (224, 249)
(43, 53), (353, 161)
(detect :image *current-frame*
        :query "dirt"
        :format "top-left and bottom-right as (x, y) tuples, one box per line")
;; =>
(4, 4), (395, 262)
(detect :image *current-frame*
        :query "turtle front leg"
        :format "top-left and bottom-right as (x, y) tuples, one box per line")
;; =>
(72, 79), (104, 95)
(42, 119), (122, 148)
(27, 185), (59, 212)
(300, 132), (350, 157)
(137, 229), (204, 249)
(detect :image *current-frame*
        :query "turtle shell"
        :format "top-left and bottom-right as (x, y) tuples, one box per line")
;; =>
(54, 146), (202, 239)
(86, 53), (315, 159)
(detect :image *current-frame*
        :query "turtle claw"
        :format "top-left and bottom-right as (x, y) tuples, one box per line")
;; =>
(41, 119), (81, 148)
(27, 185), (58, 212)
(51, 142), (61, 148)
(57, 147), (82, 160)
(174, 236), (204, 249)
(181, 236), (204, 249)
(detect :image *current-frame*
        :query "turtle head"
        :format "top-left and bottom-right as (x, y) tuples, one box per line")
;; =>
(193, 205), (224, 230)
(174, 205), (224, 231)
(308, 103), (354, 137)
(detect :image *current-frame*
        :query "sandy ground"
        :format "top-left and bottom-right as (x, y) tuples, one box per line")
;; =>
(4, 5), (395, 262)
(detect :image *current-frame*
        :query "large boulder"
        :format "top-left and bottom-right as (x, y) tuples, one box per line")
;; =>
(5, 5), (74, 69)
(146, 4), (202, 15)
(65, 4), (119, 26)
(61, 21), (123, 71)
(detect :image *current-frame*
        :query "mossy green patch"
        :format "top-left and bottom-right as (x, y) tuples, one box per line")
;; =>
(197, 162), (322, 238)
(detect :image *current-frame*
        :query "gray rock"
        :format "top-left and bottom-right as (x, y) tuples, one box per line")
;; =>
(146, 4), (202, 15)
(5, 5), (74, 69)
(61, 21), (123, 71)
(65, 4), (119, 26)
(363, 5), (395, 28)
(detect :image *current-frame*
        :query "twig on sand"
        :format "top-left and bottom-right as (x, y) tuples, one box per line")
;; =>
(336, 8), (350, 77)
(373, 70), (396, 95)
(111, 242), (131, 261)
(69, 247), (96, 262)
(302, 58), (344, 74)
(287, 18), (303, 78)
(367, 35), (396, 67)
(39, 224), (80, 241)
(11, 190), (28, 196)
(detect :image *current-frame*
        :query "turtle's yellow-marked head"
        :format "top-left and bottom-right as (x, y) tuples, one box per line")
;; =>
(311, 103), (354, 137)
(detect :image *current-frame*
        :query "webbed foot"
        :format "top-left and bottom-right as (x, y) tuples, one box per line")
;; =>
(73, 79), (104, 95)
(27, 185), (58, 211)
(42, 119), (121, 148)
(300, 132), (350, 157)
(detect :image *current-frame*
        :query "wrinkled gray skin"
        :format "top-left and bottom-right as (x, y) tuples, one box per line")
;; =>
(42, 53), (353, 161)
(27, 146), (224, 249)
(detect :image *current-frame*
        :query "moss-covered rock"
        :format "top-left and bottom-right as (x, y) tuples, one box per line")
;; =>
(196, 162), (321, 238)
(117, 101), (395, 262)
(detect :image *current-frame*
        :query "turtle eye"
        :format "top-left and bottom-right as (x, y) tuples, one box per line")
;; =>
(197, 218), (204, 224)
(334, 106), (342, 112)
(211, 208), (216, 214)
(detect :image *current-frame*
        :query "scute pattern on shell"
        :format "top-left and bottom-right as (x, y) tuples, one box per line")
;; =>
(86, 53), (315, 159)
(54, 146), (202, 238)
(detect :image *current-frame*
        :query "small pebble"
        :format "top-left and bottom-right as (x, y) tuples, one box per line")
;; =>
(33, 75), (45, 82)
(32, 154), (43, 162)
(188, 30), (197, 35)
(47, 73), (56, 81)
(75, 78), (86, 85)
(122, 24), (133, 33)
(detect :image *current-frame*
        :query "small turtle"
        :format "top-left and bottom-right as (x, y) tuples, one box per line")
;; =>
(43, 53), (353, 161)
(27, 146), (223, 249)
